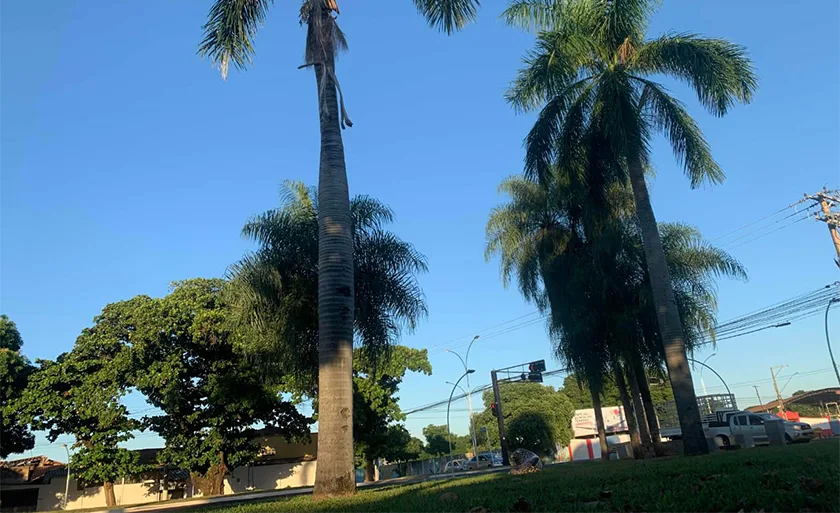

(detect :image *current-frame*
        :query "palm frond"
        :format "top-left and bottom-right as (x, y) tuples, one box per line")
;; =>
(413, 0), (480, 35)
(590, 0), (656, 50)
(501, 0), (568, 32)
(198, 0), (274, 80)
(634, 77), (722, 186)
(633, 33), (757, 116)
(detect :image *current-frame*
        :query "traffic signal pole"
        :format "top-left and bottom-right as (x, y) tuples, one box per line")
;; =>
(490, 370), (510, 466)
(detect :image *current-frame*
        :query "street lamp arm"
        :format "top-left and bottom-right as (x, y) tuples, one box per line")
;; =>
(687, 358), (731, 397)
(446, 349), (468, 372)
(825, 298), (840, 386)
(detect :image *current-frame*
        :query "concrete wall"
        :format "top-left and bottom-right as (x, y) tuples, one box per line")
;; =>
(224, 461), (317, 493)
(3, 477), (184, 512)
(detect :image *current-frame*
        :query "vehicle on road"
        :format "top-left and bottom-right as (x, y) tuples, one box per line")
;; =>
(443, 459), (467, 472)
(465, 454), (494, 470)
(662, 410), (773, 448)
(754, 413), (814, 444)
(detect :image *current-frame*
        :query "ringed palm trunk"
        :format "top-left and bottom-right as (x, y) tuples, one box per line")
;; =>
(312, 54), (356, 498)
(589, 386), (610, 461)
(631, 352), (666, 456)
(612, 359), (643, 459)
(627, 156), (708, 456)
(625, 355), (652, 445)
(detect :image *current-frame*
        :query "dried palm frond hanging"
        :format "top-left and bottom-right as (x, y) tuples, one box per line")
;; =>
(299, 0), (352, 129)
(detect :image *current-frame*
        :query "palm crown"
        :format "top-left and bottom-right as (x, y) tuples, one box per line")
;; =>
(504, 0), (757, 186)
(228, 182), (428, 393)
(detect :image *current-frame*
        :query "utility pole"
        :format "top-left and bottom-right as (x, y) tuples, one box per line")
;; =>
(752, 386), (763, 410)
(805, 188), (840, 268)
(490, 370), (510, 466)
(770, 365), (787, 414)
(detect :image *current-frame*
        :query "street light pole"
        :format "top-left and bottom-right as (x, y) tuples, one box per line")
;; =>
(697, 353), (716, 396)
(687, 358), (731, 397)
(447, 369), (474, 475)
(61, 443), (71, 510)
(825, 298), (840, 386)
(446, 335), (480, 458)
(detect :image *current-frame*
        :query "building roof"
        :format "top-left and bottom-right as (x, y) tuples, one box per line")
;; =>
(0, 456), (66, 484)
(745, 387), (840, 413)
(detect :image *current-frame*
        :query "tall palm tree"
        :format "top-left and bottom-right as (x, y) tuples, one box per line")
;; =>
(487, 175), (746, 458)
(227, 182), (428, 496)
(198, 1), (477, 496)
(504, 0), (757, 455)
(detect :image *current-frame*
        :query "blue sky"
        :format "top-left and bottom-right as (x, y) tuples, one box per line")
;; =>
(2, 1), (838, 462)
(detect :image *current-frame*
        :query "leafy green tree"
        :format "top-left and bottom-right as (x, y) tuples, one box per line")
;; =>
(198, 0), (480, 498)
(122, 279), (312, 497)
(353, 346), (431, 481)
(422, 424), (471, 457)
(1, 315), (35, 458)
(19, 310), (142, 507)
(505, 0), (756, 455)
(473, 382), (573, 458)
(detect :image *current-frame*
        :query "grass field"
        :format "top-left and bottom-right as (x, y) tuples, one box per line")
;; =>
(196, 440), (839, 512)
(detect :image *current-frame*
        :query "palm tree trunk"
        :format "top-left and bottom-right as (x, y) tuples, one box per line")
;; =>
(631, 353), (666, 456)
(589, 386), (610, 460)
(312, 53), (356, 498)
(612, 359), (643, 459)
(625, 356), (652, 445)
(627, 156), (708, 456)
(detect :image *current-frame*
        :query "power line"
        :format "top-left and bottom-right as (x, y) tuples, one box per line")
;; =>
(423, 310), (542, 353)
(711, 199), (806, 243)
(723, 213), (813, 251)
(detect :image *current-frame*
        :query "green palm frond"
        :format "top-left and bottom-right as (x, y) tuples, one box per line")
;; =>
(413, 0), (480, 34)
(501, 0), (568, 32)
(633, 33), (757, 116)
(635, 78), (723, 186)
(198, 0), (274, 79)
(590, 0), (655, 50)
(230, 185), (427, 390)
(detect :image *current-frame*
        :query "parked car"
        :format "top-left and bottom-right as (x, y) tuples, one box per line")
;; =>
(664, 410), (772, 447)
(464, 454), (494, 470)
(480, 452), (503, 467)
(755, 413), (814, 444)
(443, 459), (468, 472)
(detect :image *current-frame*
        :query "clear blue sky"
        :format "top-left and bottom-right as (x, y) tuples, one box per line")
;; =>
(2, 1), (838, 462)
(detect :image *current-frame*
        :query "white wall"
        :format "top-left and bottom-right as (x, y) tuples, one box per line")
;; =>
(224, 461), (317, 493)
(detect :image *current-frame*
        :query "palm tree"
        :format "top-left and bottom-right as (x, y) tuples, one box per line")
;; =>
(487, 175), (746, 458)
(504, 0), (757, 455)
(199, 1), (476, 496)
(228, 182), (427, 494)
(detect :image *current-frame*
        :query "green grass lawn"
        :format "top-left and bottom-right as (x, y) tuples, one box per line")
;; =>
(197, 440), (839, 512)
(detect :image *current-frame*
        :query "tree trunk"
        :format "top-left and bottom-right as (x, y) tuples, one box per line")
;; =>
(613, 359), (643, 459)
(311, 50), (356, 498)
(627, 156), (708, 456)
(364, 459), (375, 482)
(103, 481), (116, 508)
(191, 460), (227, 497)
(589, 385), (610, 460)
(625, 356), (652, 445)
(632, 353), (666, 456)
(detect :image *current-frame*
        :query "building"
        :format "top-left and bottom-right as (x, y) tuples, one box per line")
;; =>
(746, 387), (840, 415)
(0, 432), (318, 512)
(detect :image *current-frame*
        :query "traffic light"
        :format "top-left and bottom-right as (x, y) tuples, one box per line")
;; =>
(526, 360), (545, 382)
(491, 403), (499, 418)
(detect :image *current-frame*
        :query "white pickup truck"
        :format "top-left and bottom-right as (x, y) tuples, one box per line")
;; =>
(661, 410), (771, 447)
(753, 413), (814, 444)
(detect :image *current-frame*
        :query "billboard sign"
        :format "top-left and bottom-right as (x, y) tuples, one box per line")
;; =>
(572, 406), (627, 438)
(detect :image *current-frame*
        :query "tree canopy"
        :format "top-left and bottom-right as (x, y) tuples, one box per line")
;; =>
(125, 279), (312, 496)
(473, 382), (574, 458)
(18, 309), (142, 506)
(353, 345), (431, 472)
(0, 315), (35, 458)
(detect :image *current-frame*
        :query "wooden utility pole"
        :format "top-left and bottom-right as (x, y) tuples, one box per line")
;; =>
(805, 188), (840, 268)
(490, 370), (510, 466)
(770, 365), (787, 414)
